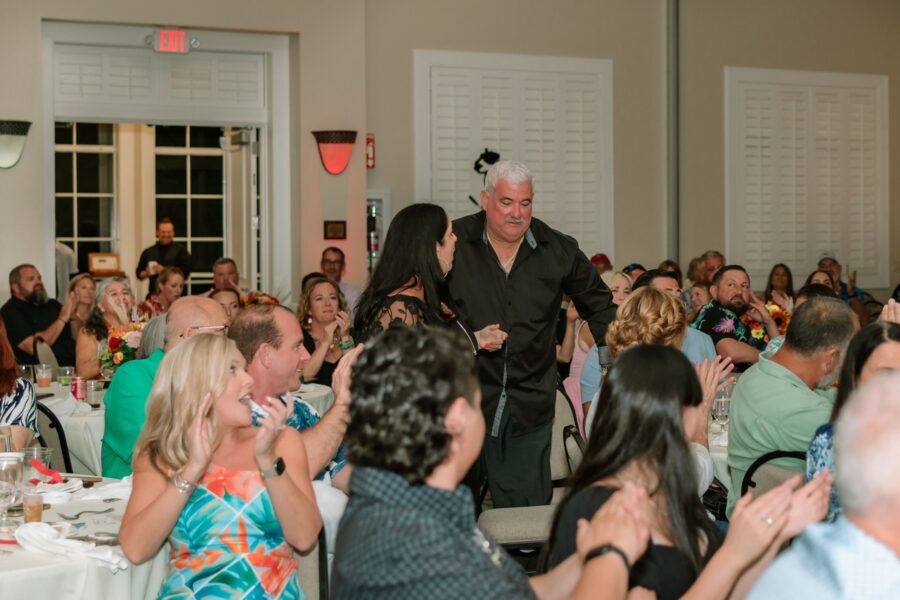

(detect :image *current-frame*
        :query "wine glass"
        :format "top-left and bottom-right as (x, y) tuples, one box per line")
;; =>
(712, 394), (731, 434)
(0, 457), (24, 532)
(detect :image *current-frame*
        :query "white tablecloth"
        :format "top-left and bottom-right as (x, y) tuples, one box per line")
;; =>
(37, 384), (105, 477)
(293, 383), (335, 416)
(0, 492), (166, 598)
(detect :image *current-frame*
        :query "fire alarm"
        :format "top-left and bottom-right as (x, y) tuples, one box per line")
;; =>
(366, 133), (375, 169)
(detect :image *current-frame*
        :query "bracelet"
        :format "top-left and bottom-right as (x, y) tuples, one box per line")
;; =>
(584, 544), (631, 572)
(339, 336), (355, 351)
(171, 471), (197, 494)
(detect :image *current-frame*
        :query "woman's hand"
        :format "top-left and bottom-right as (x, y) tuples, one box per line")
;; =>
(182, 393), (215, 482)
(335, 310), (351, 339)
(880, 299), (900, 324)
(694, 356), (735, 409)
(323, 319), (340, 345)
(720, 482), (791, 568)
(780, 471), (831, 540)
(575, 482), (650, 567)
(254, 395), (293, 467)
(770, 290), (790, 311)
(474, 324), (508, 352)
(566, 303), (580, 323)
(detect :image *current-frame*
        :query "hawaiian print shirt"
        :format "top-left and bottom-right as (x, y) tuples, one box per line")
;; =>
(691, 300), (769, 354)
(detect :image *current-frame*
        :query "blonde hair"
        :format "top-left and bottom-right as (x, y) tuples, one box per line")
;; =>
(67, 272), (95, 296)
(135, 334), (235, 474)
(606, 287), (686, 357)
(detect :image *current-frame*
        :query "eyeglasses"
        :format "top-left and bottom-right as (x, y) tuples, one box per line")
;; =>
(321, 260), (343, 267)
(180, 324), (228, 338)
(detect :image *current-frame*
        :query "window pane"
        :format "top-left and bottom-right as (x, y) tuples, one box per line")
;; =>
(55, 196), (74, 238)
(190, 156), (223, 195)
(156, 155), (187, 194)
(190, 241), (224, 273)
(188, 281), (214, 296)
(76, 153), (114, 194)
(189, 127), (222, 148)
(156, 198), (187, 235)
(55, 123), (73, 145)
(156, 126), (186, 147)
(55, 153), (73, 194)
(77, 197), (114, 237)
(77, 123), (113, 146)
(191, 198), (223, 237)
(77, 241), (112, 274)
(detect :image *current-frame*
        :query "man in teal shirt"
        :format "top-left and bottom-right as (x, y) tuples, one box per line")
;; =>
(727, 297), (854, 517)
(101, 297), (227, 478)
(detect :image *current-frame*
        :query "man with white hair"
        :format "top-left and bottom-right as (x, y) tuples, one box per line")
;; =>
(447, 160), (617, 508)
(748, 372), (900, 597)
(727, 297), (855, 518)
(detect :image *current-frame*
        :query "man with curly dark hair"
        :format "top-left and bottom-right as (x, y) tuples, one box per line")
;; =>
(332, 324), (650, 600)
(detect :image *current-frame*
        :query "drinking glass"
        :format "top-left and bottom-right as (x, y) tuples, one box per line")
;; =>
(17, 365), (33, 383)
(0, 426), (12, 452)
(21, 447), (53, 482)
(34, 364), (52, 388)
(57, 366), (75, 386)
(87, 380), (105, 408)
(712, 395), (731, 433)
(0, 457), (23, 531)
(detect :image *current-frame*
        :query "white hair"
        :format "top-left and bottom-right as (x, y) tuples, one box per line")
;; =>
(833, 371), (900, 516)
(484, 160), (533, 193)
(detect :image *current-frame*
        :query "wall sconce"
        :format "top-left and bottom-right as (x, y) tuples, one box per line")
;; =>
(0, 121), (32, 169)
(312, 130), (357, 175)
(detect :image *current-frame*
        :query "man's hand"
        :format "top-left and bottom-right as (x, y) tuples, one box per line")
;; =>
(746, 294), (774, 325)
(474, 324), (508, 352)
(332, 344), (365, 410)
(847, 268), (857, 291)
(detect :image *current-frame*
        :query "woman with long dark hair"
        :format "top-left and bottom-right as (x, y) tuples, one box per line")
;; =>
(763, 263), (795, 311)
(353, 203), (506, 351)
(545, 344), (831, 599)
(807, 321), (900, 521)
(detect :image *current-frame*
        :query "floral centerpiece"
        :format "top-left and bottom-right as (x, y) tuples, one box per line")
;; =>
(741, 303), (792, 345)
(242, 290), (281, 306)
(98, 322), (145, 373)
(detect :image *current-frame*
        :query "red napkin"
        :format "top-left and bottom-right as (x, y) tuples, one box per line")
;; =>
(28, 458), (63, 485)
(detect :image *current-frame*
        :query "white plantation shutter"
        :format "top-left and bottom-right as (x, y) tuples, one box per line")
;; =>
(416, 51), (614, 257)
(725, 68), (888, 289)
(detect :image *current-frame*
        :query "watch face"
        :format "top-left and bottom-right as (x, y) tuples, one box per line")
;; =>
(273, 457), (285, 476)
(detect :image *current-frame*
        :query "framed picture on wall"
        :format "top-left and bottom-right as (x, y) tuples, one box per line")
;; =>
(324, 220), (347, 240)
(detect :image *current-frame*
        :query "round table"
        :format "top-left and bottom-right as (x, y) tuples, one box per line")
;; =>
(37, 384), (105, 477)
(292, 383), (335, 416)
(0, 487), (166, 598)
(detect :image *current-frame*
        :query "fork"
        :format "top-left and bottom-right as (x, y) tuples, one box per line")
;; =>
(57, 507), (114, 521)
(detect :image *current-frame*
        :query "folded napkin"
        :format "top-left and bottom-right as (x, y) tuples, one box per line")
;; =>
(74, 476), (132, 501)
(30, 477), (84, 504)
(15, 522), (129, 572)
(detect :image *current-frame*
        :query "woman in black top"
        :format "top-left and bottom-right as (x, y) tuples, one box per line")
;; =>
(353, 203), (506, 351)
(297, 276), (351, 388)
(544, 344), (831, 599)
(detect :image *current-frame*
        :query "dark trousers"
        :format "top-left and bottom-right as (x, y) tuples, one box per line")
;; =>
(465, 405), (552, 510)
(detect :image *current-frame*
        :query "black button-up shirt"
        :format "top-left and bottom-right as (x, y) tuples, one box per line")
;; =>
(448, 212), (617, 434)
(0, 297), (76, 366)
(332, 467), (535, 599)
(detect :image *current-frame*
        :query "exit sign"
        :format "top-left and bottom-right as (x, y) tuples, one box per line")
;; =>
(151, 29), (191, 54)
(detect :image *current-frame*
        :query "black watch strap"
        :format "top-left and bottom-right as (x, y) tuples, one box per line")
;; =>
(584, 544), (631, 572)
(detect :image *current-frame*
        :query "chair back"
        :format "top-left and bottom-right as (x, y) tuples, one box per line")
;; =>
(550, 386), (579, 482)
(35, 401), (74, 473)
(740, 450), (806, 498)
(563, 424), (584, 474)
(34, 338), (60, 368)
(296, 527), (329, 600)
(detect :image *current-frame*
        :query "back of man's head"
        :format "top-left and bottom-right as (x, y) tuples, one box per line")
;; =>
(632, 269), (680, 292)
(834, 372), (900, 519)
(783, 297), (854, 357)
(164, 297), (227, 350)
(228, 304), (289, 363)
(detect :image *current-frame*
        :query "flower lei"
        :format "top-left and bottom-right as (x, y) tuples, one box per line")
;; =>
(242, 290), (281, 306)
(741, 303), (792, 344)
(98, 322), (145, 372)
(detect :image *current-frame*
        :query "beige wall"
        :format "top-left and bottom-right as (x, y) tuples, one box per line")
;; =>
(680, 0), (900, 296)
(0, 0), (367, 301)
(365, 0), (669, 268)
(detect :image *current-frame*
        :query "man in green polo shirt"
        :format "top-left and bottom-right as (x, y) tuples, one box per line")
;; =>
(727, 297), (854, 517)
(101, 296), (227, 478)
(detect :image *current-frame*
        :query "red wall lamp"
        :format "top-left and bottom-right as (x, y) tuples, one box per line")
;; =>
(312, 130), (357, 175)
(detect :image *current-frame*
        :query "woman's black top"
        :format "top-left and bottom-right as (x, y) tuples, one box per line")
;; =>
(353, 294), (431, 345)
(302, 329), (338, 388)
(545, 486), (721, 600)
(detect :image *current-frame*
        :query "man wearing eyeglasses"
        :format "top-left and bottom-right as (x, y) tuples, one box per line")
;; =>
(101, 296), (227, 478)
(321, 247), (360, 317)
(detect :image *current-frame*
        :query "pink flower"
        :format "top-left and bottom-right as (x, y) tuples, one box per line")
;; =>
(125, 331), (142, 349)
(713, 318), (736, 334)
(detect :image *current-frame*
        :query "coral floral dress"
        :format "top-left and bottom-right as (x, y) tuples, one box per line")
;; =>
(158, 464), (303, 599)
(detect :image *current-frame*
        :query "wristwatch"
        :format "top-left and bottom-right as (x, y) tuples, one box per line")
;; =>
(260, 457), (285, 479)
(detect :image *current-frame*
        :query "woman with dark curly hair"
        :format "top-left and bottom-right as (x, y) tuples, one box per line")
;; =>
(75, 277), (135, 379)
(333, 324), (651, 600)
(352, 203), (506, 352)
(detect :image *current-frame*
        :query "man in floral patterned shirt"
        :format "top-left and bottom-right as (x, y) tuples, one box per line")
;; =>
(691, 265), (780, 371)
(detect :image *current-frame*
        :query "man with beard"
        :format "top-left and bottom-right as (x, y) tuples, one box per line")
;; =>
(691, 265), (779, 371)
(1, 264), (77, 365)
(726, 297), (853, 517)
